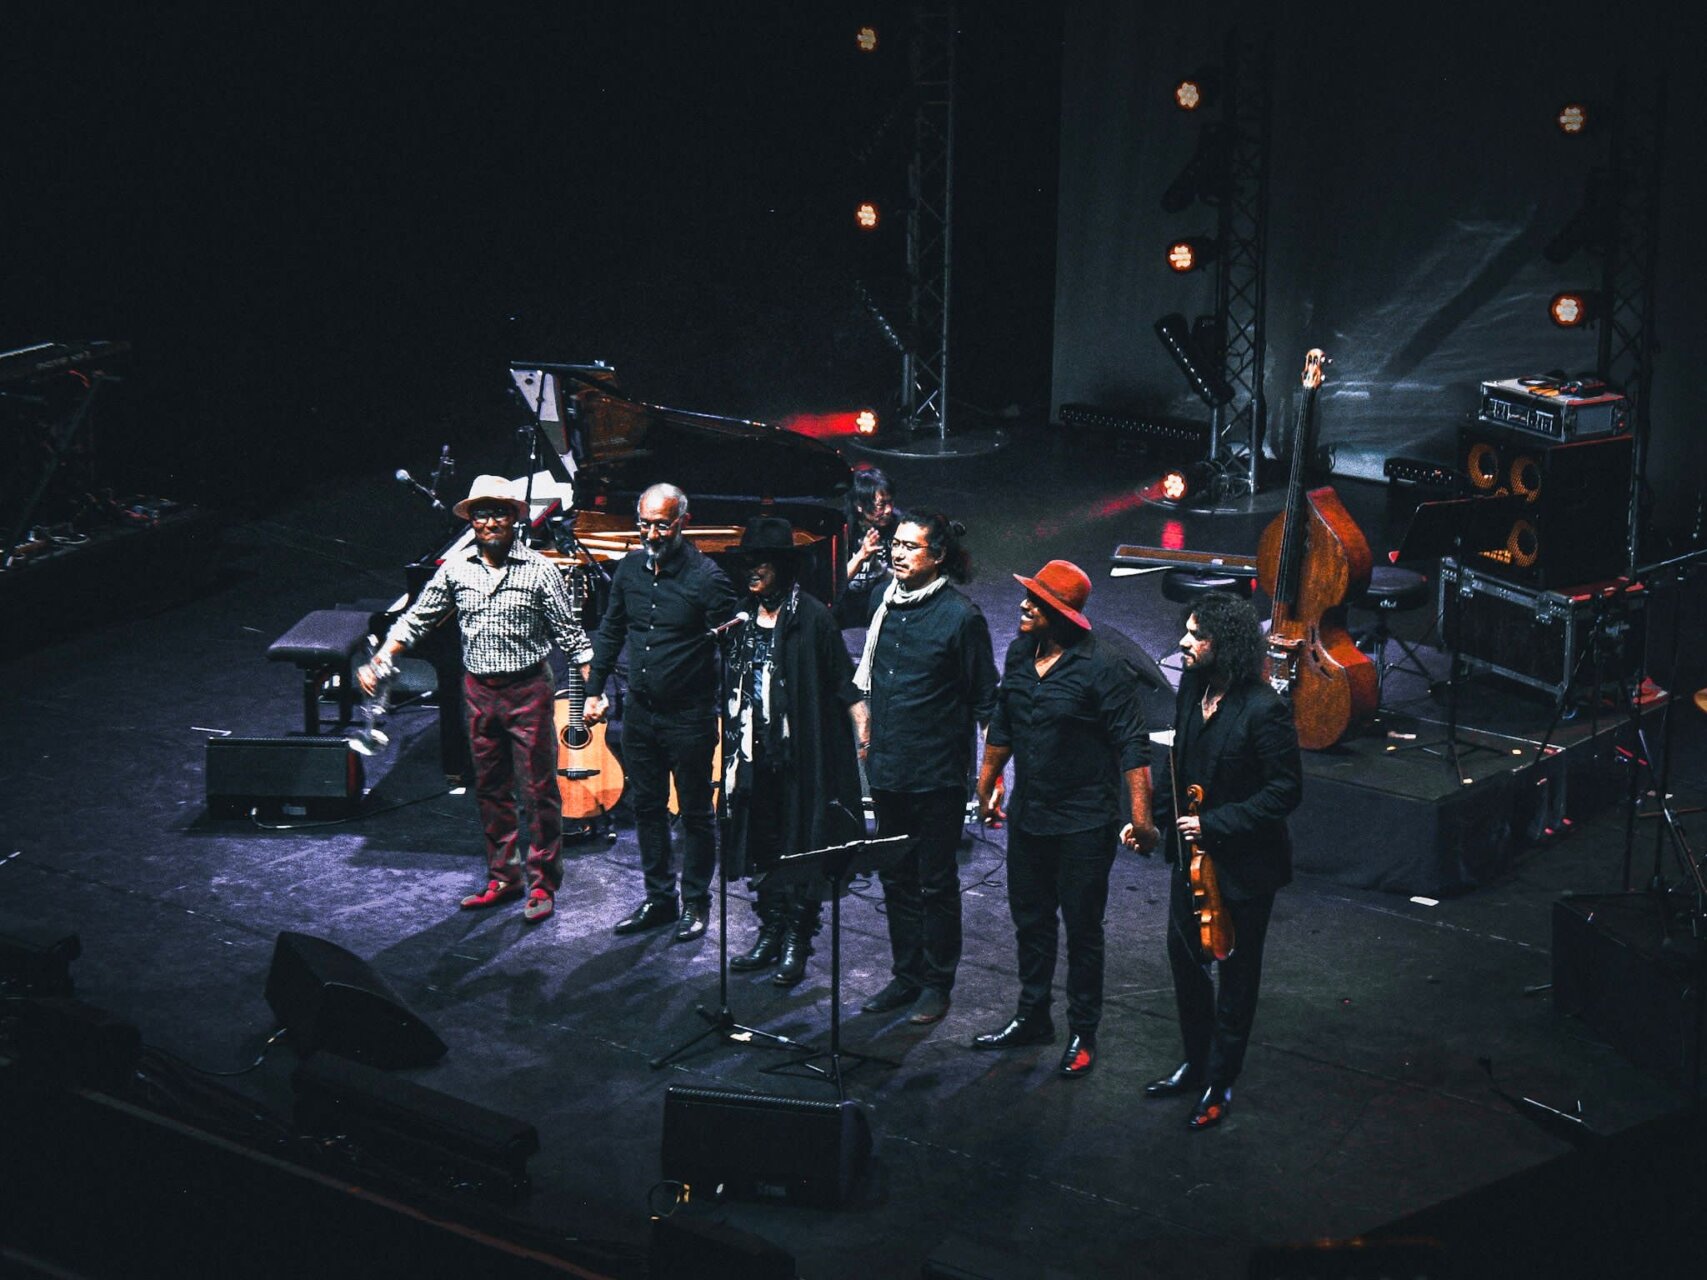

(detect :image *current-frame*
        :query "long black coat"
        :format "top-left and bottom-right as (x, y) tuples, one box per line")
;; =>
(722, 591), (868, 877)
(1152, 670), (1303, 900)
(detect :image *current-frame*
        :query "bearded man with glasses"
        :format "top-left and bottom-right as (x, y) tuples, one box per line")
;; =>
(361, 475), (592, 924)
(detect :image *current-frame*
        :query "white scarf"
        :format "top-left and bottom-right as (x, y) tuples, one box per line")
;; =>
(854, 573), (949, 694)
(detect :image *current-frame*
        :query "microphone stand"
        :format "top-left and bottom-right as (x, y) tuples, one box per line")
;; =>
(649, 617), (821, 1070)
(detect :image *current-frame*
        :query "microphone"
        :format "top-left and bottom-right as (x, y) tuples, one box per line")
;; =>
(707, 612), (752, 639)
(394, 468), (447, 512)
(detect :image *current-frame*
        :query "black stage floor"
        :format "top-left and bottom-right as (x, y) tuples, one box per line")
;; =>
(3, 423), (1704, 1278)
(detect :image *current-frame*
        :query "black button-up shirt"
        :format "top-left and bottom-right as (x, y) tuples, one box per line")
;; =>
(865, 585), (998, 793)
(586, 540), (737, 709)
(988, 630), (1150, 835)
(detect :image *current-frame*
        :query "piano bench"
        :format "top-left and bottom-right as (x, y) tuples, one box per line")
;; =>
(267, 609), (376, 736)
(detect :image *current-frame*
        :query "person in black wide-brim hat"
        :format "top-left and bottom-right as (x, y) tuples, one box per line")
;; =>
(721, 516), (870, 986)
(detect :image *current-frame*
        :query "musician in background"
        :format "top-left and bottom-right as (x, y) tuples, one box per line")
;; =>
(1146, 591), (1302, 1130)
(723, 517), (869, 987)
(857, 511), (999, 1026)
(974, 560), (1157, 1078)
(833, 465), (897, 629)
(583, 483), (737, 943)
(360, 475), (592, 925)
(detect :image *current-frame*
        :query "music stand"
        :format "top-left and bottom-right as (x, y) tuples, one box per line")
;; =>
(760, 832), (912, 1098)
(1394, 495), (1527, 782)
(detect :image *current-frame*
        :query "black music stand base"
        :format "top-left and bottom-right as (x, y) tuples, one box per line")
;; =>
(758, 834), (911, 1098)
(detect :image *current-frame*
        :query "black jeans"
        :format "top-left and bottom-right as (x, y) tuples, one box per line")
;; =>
(622, 697), (718, 906)
(1166, 866), (1275, 1085)
(872, 787), (967, 995)
(1006, 824), (1118, 1035)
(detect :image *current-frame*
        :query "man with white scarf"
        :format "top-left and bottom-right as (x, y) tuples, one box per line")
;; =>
(855, 510), (998, 1026)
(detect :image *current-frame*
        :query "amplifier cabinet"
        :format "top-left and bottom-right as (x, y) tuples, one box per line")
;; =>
(1439, 560), (1646, 703)
(1456, 426), (1632, 587)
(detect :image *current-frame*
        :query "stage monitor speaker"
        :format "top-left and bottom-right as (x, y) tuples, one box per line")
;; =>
(0, 915), (81, 996)
(1552, 893), (1702, 1091)
(649, 1216), (797, 1280)
(204, 736), (362, 818)
(264, 931), (447, 1069)
(660, 1085), (871, 1209)
(292, 1053), (537, 1201)
(1457, 426), (1632, 587)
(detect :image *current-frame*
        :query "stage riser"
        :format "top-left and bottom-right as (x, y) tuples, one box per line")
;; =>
(1292, 713), (1638, 897)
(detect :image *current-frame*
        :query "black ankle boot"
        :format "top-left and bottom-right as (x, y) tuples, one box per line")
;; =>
(772, 925), (814, 987)
(729, 920), (786, 971)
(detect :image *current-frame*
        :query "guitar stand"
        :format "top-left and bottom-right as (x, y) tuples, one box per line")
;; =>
(760, 833), (912, 1098)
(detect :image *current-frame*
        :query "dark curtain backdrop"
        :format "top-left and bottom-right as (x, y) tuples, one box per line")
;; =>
(1, 3), (1060, 511)
(1054, 0), (1705, 529)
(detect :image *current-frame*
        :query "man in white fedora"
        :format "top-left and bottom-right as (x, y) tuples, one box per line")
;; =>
(360, 474), (592, 923)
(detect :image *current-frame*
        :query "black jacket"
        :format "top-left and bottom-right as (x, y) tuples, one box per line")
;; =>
(723, 591), (868, 875)
(1152, 671), (1302, 900)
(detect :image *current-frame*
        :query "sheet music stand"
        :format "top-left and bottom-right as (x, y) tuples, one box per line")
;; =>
(760, 832), (912, 1098)
(1394, 496), (1526, 782)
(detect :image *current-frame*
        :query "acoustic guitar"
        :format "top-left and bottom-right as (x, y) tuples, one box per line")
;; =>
(555, 566), (625, 819)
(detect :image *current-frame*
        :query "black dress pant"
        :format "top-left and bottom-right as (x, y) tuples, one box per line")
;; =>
(872, 787), (966, 995)
(1166, 865), (1275, 1085)
(1006, 824), (1117, 1035)
(623, 697), (718, 907)
(745, 761), (821, 928)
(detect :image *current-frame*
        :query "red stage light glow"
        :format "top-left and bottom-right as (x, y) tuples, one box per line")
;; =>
(856, 201), (880, 230)
(1161, 519), (1187, 551)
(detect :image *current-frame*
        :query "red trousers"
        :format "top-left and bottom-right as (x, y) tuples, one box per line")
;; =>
(463, 666), (562, 893)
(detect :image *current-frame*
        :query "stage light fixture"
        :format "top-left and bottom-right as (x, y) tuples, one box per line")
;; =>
(1166, 237), (1217, 273)
(1548, 290), (1601, 328)
(1154, 312), (1233, 407)
(855, 408), (879, 436)
(855, 26), (878, 54)
(855, 201), (880, 230)
(1172, 68), (1218, 112)
(1160, 469), (1190, 501)
(1556, 102), (1588, 135)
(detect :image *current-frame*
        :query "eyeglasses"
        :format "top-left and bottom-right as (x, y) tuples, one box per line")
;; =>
(636, 517), (681, 531)
(889, 537), (927, 552)
(470, 510), (515, 523)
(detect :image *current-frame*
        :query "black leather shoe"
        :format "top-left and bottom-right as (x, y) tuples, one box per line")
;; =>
(671, 901), (708, 943)
(909, 988), (951, 1025)
(1144, 1061), (1205, 1098)
(971, 1015), (1056, 1050)
(729, 920), (786, 971)
(613, 898), (678, 935)
(860, 978), (921, 1014)
(1188, 1083), (1233, 1130)
(772, 928), (812, 987)
(1058, 1033), (1096, 1078)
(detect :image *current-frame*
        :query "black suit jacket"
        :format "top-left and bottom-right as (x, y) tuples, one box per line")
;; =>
(1152, 671), (1303, 900)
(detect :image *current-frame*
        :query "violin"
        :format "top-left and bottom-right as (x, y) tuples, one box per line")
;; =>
(1254, 348), (1378, 750)
(1183, 783), (1235, 962)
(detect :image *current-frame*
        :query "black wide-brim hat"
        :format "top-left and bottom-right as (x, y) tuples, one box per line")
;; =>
(735, 515), (802, 562)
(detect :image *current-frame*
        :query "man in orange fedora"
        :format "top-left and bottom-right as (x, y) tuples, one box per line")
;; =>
(975, 559), (1158, 1077)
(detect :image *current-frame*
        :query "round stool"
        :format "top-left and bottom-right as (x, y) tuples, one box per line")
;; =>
(1350, 565), (1431, 698)
(1160, 567), (1253, 606)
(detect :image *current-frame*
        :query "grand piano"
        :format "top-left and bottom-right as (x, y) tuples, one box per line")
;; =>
(402, 362), (855, 781)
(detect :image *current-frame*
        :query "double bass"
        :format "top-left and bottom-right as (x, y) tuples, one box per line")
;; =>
(1254, 349), (1378, 750)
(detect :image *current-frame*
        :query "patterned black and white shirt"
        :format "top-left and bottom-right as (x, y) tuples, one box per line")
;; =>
(385, 540), (593, 676)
